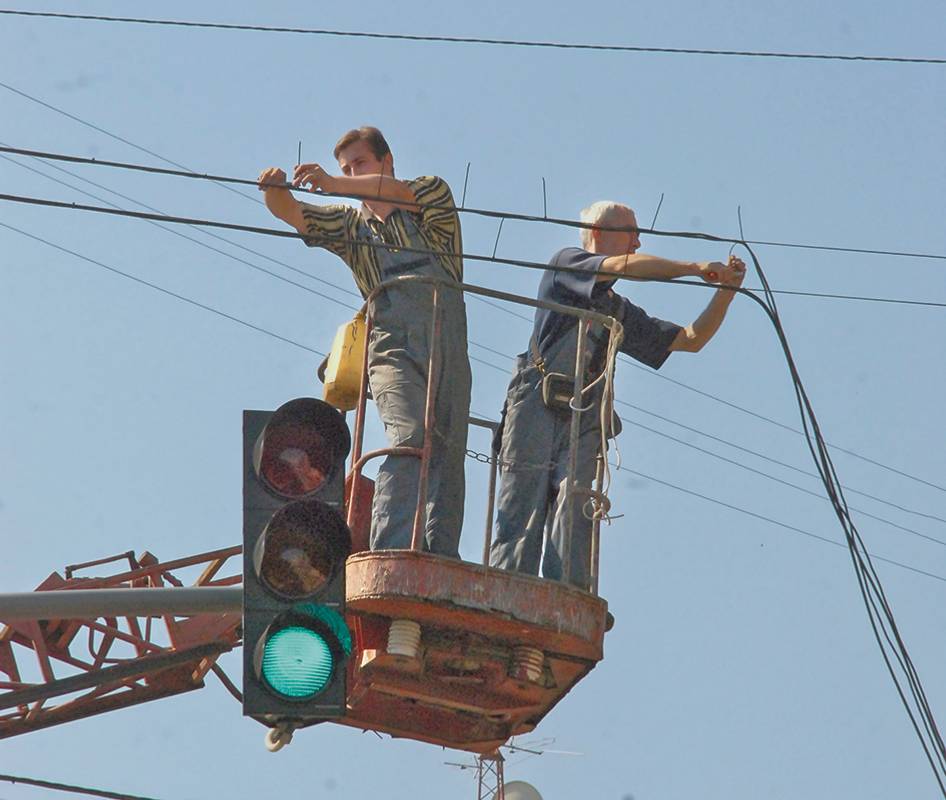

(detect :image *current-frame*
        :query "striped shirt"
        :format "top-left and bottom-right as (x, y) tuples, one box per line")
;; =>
(299, 175), (462, 298)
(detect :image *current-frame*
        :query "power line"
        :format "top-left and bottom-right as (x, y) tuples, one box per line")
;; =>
(3, 78), (945, 495)
(0, 151), (362, 312)
(617, 402), (946, 526)
(0, 221), (324, 356)
(5, 186), (945, 499)
(11, 146), (942, 534)
(3, 143), (946, 264)
(620, 360), (946, 494)
(611, 463), (946, 584)
(3, 189), (944, 315)
(6, 217), (943, 591)
(1, 9), (943, 64)
(0, 774), (163, 800)
(622, 417), (946, 547)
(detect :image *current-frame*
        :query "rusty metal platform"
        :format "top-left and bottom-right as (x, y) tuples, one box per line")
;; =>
(340, 551), (608, 753)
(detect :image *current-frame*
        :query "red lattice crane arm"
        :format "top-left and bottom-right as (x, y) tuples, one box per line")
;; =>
(0, 546), (242, 739)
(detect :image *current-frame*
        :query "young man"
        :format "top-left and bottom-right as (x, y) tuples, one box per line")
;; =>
(489, 200), (745, 589)
(258, 127), (472, 558)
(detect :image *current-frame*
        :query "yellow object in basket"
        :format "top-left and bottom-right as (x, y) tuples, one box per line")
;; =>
(322, 312), (367, 411)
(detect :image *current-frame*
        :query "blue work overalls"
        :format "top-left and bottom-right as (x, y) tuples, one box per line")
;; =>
(365, 213), (472, 558)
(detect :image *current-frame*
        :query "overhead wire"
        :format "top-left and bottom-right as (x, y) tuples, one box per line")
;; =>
(1, 41), (942, 795)
(0, 197), (942, 574)
(4, 182), (945, 501)
(0, 220), (325, 356)
(8, 216), (942, 587)
(4, 181), (946, 500)
(3, 189), (945, 316)
(3, 144), (946, 264)
(0, 9), (943, 64)
(7, 199), (946, 787)
(734, 240), (946, 792)
(7, 145), (942, 535)
(5, 184), (943, 542)
(0, 773), (163, 800)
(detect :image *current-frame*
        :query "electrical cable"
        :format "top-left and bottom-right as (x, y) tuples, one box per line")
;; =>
(10, 146), (941, 533)
(4, 185), (945, 500)
(3, 79), (944, 501)
(7, 206), (944, 785)
(0, 9), (943, 64)
(6, 182), (939, 541)
(0, 774), (163, 800)
(0, 221), (325, 356)
(3, 189), (944, 317)
(622, 417), (946, 546)
(733, 239), (946, 793)
(3, 144), (945, 263)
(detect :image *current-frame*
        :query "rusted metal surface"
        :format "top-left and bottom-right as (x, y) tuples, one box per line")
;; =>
(341, 551), (607, 753)
(0, 548), (242, 739)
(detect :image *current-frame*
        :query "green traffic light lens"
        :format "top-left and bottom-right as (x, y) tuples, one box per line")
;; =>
(260, 625), (334, 699)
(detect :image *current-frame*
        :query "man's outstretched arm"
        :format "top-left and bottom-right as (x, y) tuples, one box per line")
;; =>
(599, 252), (729, 283)
(670, 255), (746, 352)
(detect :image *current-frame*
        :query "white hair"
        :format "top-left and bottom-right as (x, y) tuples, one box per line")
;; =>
(579, 200), (632, 250)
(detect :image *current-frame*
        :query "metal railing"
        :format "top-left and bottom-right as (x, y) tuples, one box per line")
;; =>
(344, 275), (623, 596)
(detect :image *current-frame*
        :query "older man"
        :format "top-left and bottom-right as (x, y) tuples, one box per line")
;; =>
(489, 200), (744, 589)
(258, 126), (471, 558)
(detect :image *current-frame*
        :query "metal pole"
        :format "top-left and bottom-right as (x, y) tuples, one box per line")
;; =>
(590, 453), (605, 595)
(347, 312), (373, 531)
(562, 320), (589, 585)
(0, 587), (242, 622)
(411, 284), (442, 551)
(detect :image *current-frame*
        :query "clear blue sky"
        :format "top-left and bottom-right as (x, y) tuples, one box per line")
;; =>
(1, 2), (944, 798)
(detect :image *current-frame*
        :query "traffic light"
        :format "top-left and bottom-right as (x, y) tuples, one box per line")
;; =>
(242, 398), (353, 727)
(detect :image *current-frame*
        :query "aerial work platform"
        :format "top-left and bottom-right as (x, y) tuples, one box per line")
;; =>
(341, 551), (607, 753)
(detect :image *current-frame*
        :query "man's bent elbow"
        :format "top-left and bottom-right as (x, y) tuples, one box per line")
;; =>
(672, 328), (705, 353)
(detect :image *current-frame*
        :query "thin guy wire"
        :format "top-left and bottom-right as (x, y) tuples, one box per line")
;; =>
(623, 417), (946, 547)
(3, 187), (944, 314)
(38, 141), (934, 526)
(618, 402), (946, 526)
(460, 445), (946, 585)
(5, 188), (945, 496)
(0, 151), (363, 311)
(1, 10), (943, 64)
(620, 359), (946, 493)
(3, 144), (946, 263)
(0, 84), (260, 207)
(9, 207), (940, 588)
(0, 774), (163, 800)
(0, 221), (325, 356)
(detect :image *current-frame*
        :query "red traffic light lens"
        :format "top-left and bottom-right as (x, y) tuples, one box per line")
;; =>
(254, 398), (351, 500)
(254, 501), (352, 600)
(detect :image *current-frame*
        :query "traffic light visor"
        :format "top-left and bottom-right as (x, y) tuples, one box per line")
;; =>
(254, 501), (352, 600)
(254, 398), (351, 500)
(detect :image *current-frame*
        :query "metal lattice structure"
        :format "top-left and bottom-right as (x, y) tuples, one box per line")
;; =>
(0, 546), (242, 739)
(476, 751), (505, 800)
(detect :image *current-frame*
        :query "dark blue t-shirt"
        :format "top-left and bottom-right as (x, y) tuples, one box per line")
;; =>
(532, 247), (682, 372)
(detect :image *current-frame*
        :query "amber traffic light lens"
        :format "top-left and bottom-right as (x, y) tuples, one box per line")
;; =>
(254, 501), (351, 600)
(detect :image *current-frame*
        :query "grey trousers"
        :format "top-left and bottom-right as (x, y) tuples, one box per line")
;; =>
(488, 360), (601, 588)
(367, 288), (472, 558)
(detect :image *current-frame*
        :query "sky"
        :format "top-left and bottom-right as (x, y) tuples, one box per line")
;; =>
(1, 2), (945, 799)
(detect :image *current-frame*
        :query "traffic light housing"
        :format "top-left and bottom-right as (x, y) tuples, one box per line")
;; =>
(243, 398), (353, 726)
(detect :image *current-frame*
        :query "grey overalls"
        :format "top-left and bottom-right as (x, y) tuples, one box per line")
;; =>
(489, 324), (609, 589)
(364, 212), (472, 558)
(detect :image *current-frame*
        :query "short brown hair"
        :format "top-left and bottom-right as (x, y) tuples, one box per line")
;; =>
(333, 126), (391, 161)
